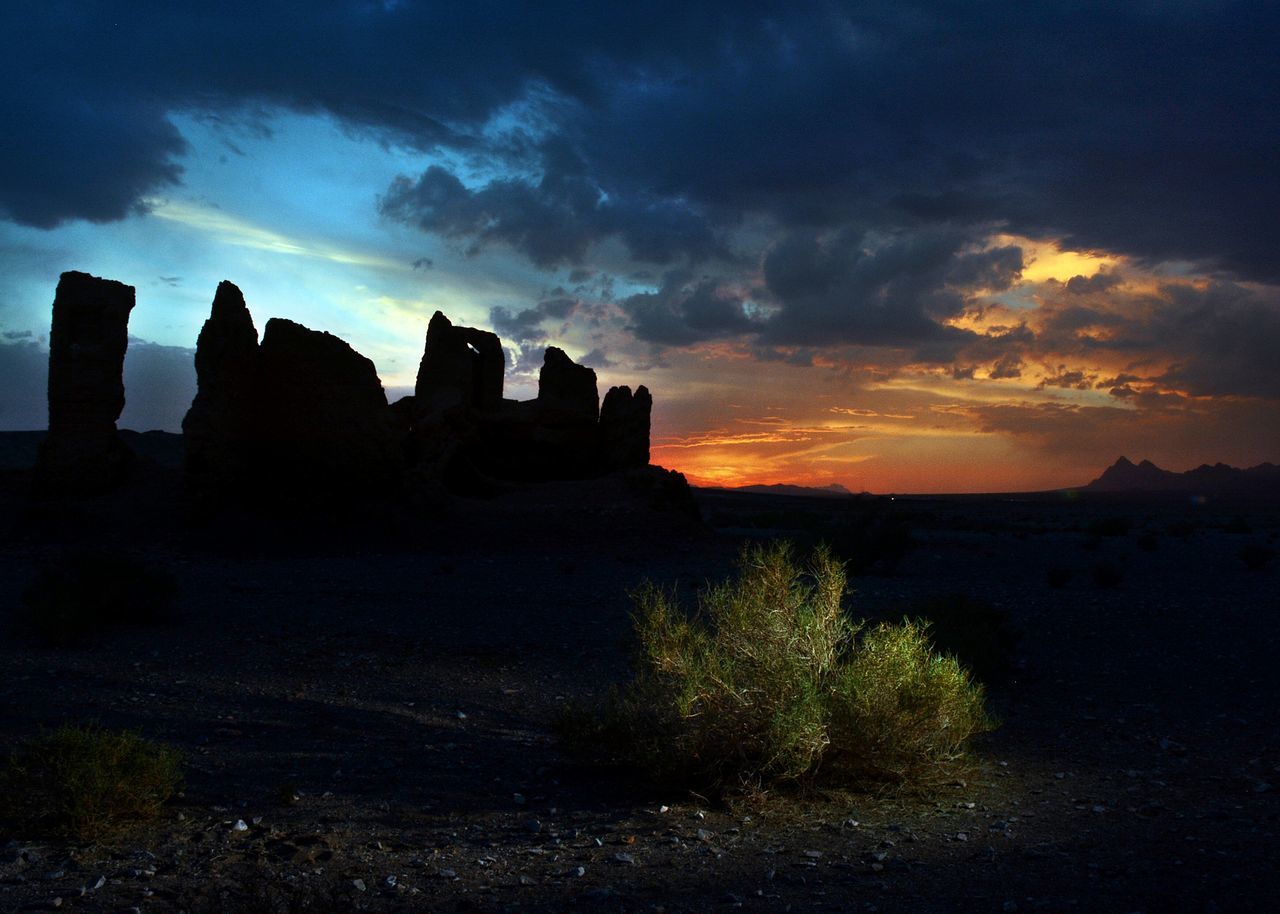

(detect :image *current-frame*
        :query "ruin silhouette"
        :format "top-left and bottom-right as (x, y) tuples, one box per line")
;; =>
(38, 272), (664, 505)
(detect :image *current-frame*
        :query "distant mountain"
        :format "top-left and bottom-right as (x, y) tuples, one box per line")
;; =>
(716, 482), (859, 499)
(1084, 456), (1280, 497)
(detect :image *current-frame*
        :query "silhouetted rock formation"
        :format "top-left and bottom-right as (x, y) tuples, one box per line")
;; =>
(182, 286), (399, 502)
(406, 315), (656, 485)
(255, 318), (400, 496)
(537, 347), (599, 425)
(1084, 456), (1280, 498)
(415, 311), (504, 419)
(36, 271), (136, 494)
(599, 385), (651, 470)
(183, 281), (259, 493)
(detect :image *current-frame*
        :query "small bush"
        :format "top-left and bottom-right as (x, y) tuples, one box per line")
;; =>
(1088, 516), (1132, 537)
(828, 507), (917, 575)
(1092, 559), (1125, 588)
(0, 724), (182, 840)
(19, 550), (176, 646)
(908, 594), (1020, 684)
(826, 621), (993, 784)
(562, 542), (993, 794)
(1239, 543), (1275, 572)
(1046, 567), (1073, 589)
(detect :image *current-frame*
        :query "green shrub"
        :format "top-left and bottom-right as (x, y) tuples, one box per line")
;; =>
(563, 542), (993, 794)
(907, 593), (1020, 684)
(0, 724), (182, 840)
(825, 621), (993, 784)
(19, 550), (176, 646)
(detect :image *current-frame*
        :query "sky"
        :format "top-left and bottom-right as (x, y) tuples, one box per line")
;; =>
(2, 1), (1278, 493)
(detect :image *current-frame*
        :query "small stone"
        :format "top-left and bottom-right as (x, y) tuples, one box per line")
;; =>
(803, 850), (822, 859)
(513, 793), (526, 805)
(522, 818), (542, 834)
(659, 805), (670, 813)
(384, 875), (397, 888)
(573, 866), (586, 877)
(232, 820), (249, 832)
(456, 711), (467, 720)
(91, 876), (106, 891)
(437, 869), (457, 879)
(352, 879), (366, 892)
(696, 828), (713, 842)
(613, 853), (637, 865)
(519, 875), (536, 886)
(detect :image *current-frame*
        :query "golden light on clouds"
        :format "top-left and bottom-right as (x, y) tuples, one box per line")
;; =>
(994, 233), (1121, 284)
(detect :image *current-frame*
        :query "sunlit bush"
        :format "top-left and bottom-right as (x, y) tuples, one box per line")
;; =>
(562, 542), (994, 794)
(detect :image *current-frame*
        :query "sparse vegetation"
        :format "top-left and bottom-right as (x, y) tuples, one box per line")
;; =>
(907, 593), (1020, 684)
(1088, 516), (1132, 537)
(1238, 542), (1275, 572)
(561, 542), (993, 794)
(1046, 566), (1074, 589)
(0, 724), (182, 841)
(18, 550), (176, 646)
(1092, 558), (1125, 588)
(829, 508), (917, 575)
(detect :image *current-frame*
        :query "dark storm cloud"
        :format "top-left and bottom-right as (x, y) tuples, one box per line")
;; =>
(489, 295), (582, 347)
(758, 227), (1021, 348)
(969, 279), (1280, 401)
(620, 270), (759, 346)
(378, 141), (721, 268)
(4, 1), (1279, 336)
(0, 340), (47, 429)
(0, 337), (195, 431)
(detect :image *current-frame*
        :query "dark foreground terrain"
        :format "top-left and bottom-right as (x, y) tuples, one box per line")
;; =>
(1, 449), (1278, 913)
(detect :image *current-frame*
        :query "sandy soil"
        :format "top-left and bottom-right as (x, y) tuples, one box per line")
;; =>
(1, 466), (1278, 913)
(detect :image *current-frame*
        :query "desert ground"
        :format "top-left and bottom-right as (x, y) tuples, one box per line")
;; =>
(1, 437), (1278, 913)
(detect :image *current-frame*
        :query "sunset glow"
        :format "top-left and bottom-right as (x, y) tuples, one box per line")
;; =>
(2, 4), (1277, 492)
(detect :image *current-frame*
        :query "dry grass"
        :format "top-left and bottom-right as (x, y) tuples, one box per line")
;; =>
(0, 723), (182, 841)
(563, 541), (994, 795)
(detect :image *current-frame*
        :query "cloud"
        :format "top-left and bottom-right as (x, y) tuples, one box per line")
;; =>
(0, 340), (48, 429)
(379, 140), (721, 267)
(0, 337), (195, 432)
(758, 227), (1022, 348)
(621, 269), (760, 346)
(489, 295), (583, 347)
(3, 2), (1276, 284)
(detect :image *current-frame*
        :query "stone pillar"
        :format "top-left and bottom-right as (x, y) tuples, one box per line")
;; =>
(600, 384), (652, 470)
(182, 281), (260, 493)
(36, 271), (136, 494)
